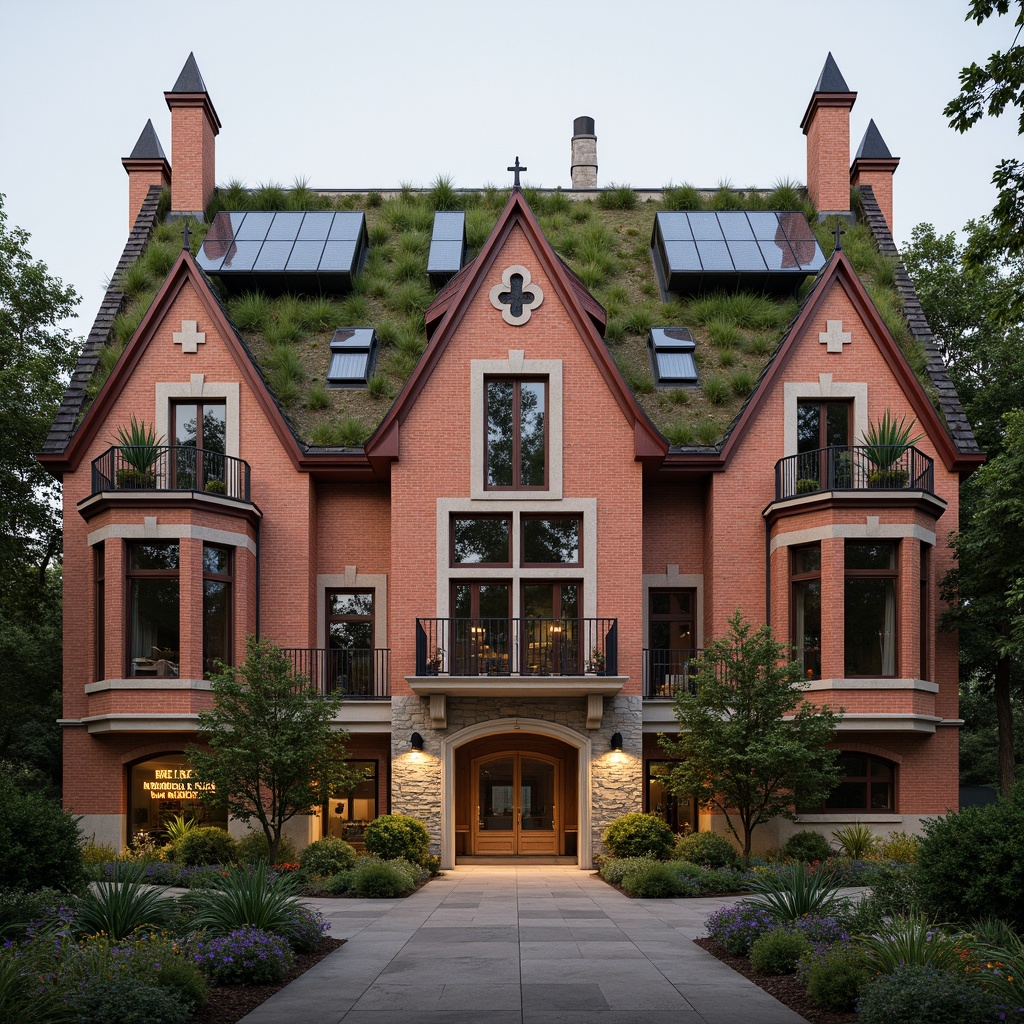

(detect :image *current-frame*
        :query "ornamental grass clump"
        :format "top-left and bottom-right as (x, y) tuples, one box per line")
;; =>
(74, 862), (177, 939)
(705, 904), (778, 956)
(190, 862), (305, 935)
(191, 927), (294, 985)
(741, 862), (848, 922)
(855, 916), (963, 975)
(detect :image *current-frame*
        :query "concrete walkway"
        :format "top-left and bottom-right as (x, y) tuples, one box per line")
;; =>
(238, 864), (807, 1024)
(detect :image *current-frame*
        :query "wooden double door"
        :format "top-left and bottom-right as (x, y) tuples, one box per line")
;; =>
(472, 752), (560, 855)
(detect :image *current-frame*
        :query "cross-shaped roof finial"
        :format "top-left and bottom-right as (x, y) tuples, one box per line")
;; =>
(508, 156), (527, 191)
(182, 218), (191, 253)
(833, 220), (845, 252)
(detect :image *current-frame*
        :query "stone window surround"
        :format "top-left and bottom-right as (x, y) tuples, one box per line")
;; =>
(783, 375), (867, 457)
(435, 499), (597, 619)
(641, 566), (704, 652)
(317, 569), (389, 651)
(155, 375), (240, 459)
(470, 353), (563, 500)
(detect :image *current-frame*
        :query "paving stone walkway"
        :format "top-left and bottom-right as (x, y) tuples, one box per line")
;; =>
(239, 865), (806, 1024)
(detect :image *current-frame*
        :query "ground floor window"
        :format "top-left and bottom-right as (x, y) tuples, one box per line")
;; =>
(128, 752), (225, 841)
(646, 759), (695, 833)
(323, 760), (378, 842)
(818, 752), (896, 811)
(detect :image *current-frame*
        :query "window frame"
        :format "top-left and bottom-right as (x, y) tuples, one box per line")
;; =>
(520, 515), (583, 567)
(920, 543), (930, 681)
(326, 589), (376, 651)
(125, 541), (180, 678)
(94, 543), (105, 682)
(202, 544), (233, 677)
(790, 544), (822, 681)
(821, 752), (897, 812)
(844, 541), (899, 678)
(484, 376), (549, 492)
(450, 514), (513, 568)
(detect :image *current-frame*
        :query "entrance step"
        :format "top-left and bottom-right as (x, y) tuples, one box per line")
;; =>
(456, 855), (578, 865)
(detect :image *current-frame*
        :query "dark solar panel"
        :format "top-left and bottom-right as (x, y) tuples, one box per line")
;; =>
(648, 327), (698, 386)
(663, 240), (701, 271)
(267, 212), (304, 241)
(321, 239), (359, 272)
(428, 239), (464, 271)
(656, 350), (698, 381)
(220, 240), (263, 272)
(656, 212), (693, 240)
(235, 211), (274, 241)
(433, 211), (465, 240)
(688, 212), (724, 240)
(328, 351), (370, 382)
(253, 240), (294, 272)
(327, 328), (377, 389)
(727, 240), (767, 272)
(286, 240), (326, 271)
(328, 212), (364, 241)
(297, 211), (335, 240)
(696, 240), (733, 271)
(718, 212), (755, 240)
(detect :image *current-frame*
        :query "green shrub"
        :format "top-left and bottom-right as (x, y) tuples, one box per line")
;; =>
(175, 826), (237, 866)
(741, 863), (847, 922)
(351, 859), (415, 898)
(81, 839), (118, 864)
(363, 815), (431, 865)
(832, 822), (881, 859)
(0, 776), (84, 892)
(749, 929), (810, 975)
(621, 862), (691, 898)
(876, 829), (921, 863)
(673, 831), (738, 869)
(866, 862), (922, 918)
(598, 856), (661, 886)
(74, 862), (178, 939)
(0, 888), (68, 941)
(858, 964), (999, 1024)
(190, 863), (305, 934)
(602, 813), (674, 859)
(156, 960), (209, 1009)
(325, 870), (354, 896)
(804, 946), (870, 1011)
(782, 830), (832, 863)
(299, 836), (358, 877)
(234, 831), (299, 866)
(76, 977), (192, 1024)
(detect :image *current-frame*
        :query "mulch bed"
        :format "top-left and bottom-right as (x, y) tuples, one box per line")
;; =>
(695, 937), (857, 1024)
(189, 937), (345, 1024)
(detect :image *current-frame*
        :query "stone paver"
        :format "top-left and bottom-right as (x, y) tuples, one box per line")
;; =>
(238, 865), (807, 1024)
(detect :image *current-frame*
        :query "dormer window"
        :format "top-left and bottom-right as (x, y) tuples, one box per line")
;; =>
(648, 328), (698, 387)
(327, 328), (378, 389)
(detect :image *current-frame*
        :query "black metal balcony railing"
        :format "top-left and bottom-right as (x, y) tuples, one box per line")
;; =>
(91, 446), (251, 502)
(643, 648), (703, 698)
(281, 647), (390, 699)
(415, 618), (618, 676)
(775, 445), (934, 501)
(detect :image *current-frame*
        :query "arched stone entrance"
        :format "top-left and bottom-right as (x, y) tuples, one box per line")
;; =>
(440, 718), (592, 869)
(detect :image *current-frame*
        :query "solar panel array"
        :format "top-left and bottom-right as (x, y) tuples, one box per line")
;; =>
(197, 211), (368, 295)
(647, 327), (698, 387)
(427, 211), (467, 286)
(652, 211), (824, 297)
(327, 328), (377, 389)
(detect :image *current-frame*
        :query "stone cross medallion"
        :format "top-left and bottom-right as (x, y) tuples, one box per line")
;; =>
(819, 319), (851, 354)
(489, 265), (544, 326)
(173, 319), (206, 354)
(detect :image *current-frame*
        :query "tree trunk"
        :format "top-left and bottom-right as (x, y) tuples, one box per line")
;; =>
(996, 654), (1016, 797)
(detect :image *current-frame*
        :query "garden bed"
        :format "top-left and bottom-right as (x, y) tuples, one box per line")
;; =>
(696, 937), (856, 1024)
(191, 936), (345, 1024)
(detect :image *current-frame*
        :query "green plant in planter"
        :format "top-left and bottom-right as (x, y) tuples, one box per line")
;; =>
(862, 410), (922, 488)
(114, 414), (163, 488)
(795, 478), (820, 494)
(205, 479), (227, 494)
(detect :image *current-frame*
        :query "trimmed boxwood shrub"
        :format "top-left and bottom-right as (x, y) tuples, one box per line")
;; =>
(621, 862), (692, 898)
(0, 776), (84, 892)
(175, 827), (237, 866)
(857, 964), (1000, 1024)
(363, 814), (430, 865)
(673, 831), (738, 869)
(602, 813), (674, 859)
(76, 977), (192, 1024)
(299, 836), (357, 876)
(351, 859), (415, 898)
(804, 947), (870, 1012)
(782, 830), (832, 863)
(749, 930), (810, 975)
(235, 831), (297, 865)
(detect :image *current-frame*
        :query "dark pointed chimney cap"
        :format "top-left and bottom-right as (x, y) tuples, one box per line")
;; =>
(128, 119), (167, 161)
(814, 52), (850, 94)
(854, 119), (893, 160)
(169, 52), (208, 94)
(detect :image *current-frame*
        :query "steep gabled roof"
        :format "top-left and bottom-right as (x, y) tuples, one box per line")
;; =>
(714, 247), (982, 474)
(45, 247), (310, 475)
(368, 189), (666, 468)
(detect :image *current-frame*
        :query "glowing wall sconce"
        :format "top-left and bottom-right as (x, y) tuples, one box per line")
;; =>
(410, 732), (424, 751)
(610, 732), (623, 752)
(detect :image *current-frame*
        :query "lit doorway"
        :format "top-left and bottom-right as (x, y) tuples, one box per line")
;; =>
(472, 752), (559, 855)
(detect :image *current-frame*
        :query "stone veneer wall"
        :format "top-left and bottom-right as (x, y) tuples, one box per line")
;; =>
(391, 693), (642, 860)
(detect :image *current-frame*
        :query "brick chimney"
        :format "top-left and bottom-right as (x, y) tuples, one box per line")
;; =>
(164, 53), (220, 218)
(571, 116), (597, 189)
(800, 53), (856, 219)
(121, 119), (171, 232)
(851, 119), (900, 236)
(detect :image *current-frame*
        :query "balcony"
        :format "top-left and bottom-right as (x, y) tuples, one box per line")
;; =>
(91, 446), (251, 502)
(643, 648), (702, 699)
(281, 647), (390, 699)
(415, 617), (618, 677)
(774, 445), (934, 502)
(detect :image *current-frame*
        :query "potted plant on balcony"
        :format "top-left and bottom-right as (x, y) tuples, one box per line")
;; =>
(113, 415), (163, 489)
(425, 646), (444, 675)
(862, 410), (922, 488)
(589, 647), (607, 675)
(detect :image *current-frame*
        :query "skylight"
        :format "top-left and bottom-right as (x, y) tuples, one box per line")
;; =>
(427, 211), (467, 286)
(198, 210), (368, 296)
(648, 327), (698, 386)
(327, 328), (377, 389)
(652, 211), (825, 297)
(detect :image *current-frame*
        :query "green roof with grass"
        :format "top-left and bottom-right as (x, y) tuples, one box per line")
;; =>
(86, 178), (939, 452)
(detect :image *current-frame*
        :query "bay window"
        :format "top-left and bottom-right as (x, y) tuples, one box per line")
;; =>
(127, 541), (180, 678)
(845, 541), (898, 676)
(791, 544), (821, 680)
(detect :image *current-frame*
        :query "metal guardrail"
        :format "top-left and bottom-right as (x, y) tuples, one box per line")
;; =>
(281, 647), (390, 699)
(91, 446), (251, 502)
(415, 618), (618, 676)
(642, 648), (702, 698)
(775, 445), (934, 501)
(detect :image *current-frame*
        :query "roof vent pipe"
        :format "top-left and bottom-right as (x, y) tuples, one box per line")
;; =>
(571, 116), (597, 190)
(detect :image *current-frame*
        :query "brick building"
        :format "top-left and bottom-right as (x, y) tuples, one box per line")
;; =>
(39, 54), (982, 867)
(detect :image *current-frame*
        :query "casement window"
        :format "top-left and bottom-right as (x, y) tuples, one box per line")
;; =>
(323, 760), (379, 841)
(127, 541), (180, 678)
(920, 543), (930, 681)
(796, 399), (852, 487)
(825, 753), (896, 811)
(94, 544), (105, 682)
(202, 545), (233, 676)
(485, 378), (547, 490)
(172, 400), (227, 489)
(791, 545), (822, 680)
(326, 590), (375, 697)
(845, 541), (898, 677)
(521, 516), (581, 566)
(451, 516), (512, 567)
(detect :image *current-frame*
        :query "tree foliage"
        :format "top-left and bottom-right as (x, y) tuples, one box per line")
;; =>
(659, 611), (842, 861)
(187, 637), (365, 862)
(945, 1), (1024, 270)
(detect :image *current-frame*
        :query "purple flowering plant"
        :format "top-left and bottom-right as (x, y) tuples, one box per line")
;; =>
(191, 927), (295, 985)
(705, 904), (778, 956)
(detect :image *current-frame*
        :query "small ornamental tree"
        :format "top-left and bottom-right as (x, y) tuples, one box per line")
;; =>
(660, 611), (842, 862)
(187, 637), (365, 863)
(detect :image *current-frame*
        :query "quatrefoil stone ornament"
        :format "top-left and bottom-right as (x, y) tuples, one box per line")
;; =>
(489, 265), (544, 326)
